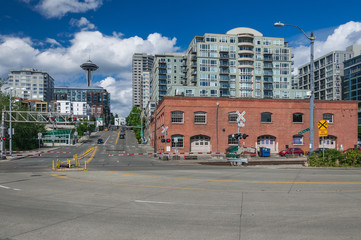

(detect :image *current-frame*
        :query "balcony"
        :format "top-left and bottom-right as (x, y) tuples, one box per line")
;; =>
(159, 64), (166, 69)
(220, 70), (230, 74)
(220, 84), (230, 89)
(238, 49), (254, 55)
(191, 70), (197, 75)
(220, 54), (229, 59)
(263, 56), (273, 61)
(264, 70), (273, 76)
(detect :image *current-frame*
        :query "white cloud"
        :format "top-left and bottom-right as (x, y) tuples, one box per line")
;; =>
(45, 38), (61, 46)
(70, 17), (96, 31)
(292, 21), (361, 73)
(0, 30), (179, 116)
(34, 0), (103, 19)
(96, 77), (132, 117)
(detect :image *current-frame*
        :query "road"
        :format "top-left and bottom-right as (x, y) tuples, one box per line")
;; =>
(1, 129), (361, 240)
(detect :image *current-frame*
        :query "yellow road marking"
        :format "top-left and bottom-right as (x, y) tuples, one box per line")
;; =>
(50, 173), (361, 193)
(103, 171), (361, 185)
(115, 131), (120, 145)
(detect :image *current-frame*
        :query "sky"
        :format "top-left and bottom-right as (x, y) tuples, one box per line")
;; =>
(1, 0), (361, 117)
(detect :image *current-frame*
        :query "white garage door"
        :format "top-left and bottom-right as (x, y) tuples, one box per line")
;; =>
(190, 135), (211, 152)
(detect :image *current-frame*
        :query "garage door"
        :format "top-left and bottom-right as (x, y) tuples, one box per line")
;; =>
(190, 135), (211, 152)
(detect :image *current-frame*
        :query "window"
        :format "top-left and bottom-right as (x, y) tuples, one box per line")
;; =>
(171, 111), (184, 123)
(228, 134), (238, 145)
(171, 135), (184, 148)
(261, 112), (272, 123)
(194, 112), (206, 124)
(228, 112), (238, 122)
(293, 135), (303, 145)
(323, 113), (333, 123)
(293, 113), (303, 123)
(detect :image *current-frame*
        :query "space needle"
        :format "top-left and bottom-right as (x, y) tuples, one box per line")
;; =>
(80, 60), (99, 87)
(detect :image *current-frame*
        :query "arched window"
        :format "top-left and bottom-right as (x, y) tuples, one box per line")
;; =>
(261, 112), (272, 123)
(194, 112), (207, 124)
(323, 113), (333, 123)
(171, 111), (184, 123)
(171, 135), (184, 148)
(293, 113), (303, 123)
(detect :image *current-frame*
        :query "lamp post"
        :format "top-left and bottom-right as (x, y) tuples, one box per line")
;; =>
(216, 102), (219, 152)
(274, 22), (316, 153)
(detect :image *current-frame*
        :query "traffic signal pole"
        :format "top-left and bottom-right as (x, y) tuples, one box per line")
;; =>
(1, 110), (5, 159)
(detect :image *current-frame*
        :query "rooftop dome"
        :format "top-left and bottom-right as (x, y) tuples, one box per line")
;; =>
(226, 27), (263, 37)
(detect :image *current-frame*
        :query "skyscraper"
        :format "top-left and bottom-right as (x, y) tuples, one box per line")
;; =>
(151, 27), (307, 103)
(132, 53), (154, 108)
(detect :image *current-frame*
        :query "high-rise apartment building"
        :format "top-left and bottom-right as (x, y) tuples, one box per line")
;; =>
(151, 27), (307, 103)
(297, 47), (358, 100)
(6, 68), (54, 102)
(343, 54), (361, 125)
(132, 53), (154, 108)
(142, 72), (151, 110)
(151, 53), (185, 102)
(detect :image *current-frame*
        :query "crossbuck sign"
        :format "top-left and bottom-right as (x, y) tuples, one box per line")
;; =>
(236, 110), (246, 127)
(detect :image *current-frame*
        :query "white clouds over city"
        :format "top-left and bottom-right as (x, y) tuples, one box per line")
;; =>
(292, 21), (361, 73)
(0, 29), (179, 116)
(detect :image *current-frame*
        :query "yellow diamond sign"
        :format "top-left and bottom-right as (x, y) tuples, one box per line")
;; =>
(317, 120), (328, 130)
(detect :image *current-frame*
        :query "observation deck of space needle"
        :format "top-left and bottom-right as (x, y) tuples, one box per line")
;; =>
(80, 59), (99, 87)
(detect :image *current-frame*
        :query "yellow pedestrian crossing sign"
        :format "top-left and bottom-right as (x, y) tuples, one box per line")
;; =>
(317, 120), (328, 130)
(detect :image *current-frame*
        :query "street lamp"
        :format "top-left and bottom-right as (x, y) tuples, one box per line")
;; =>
(274, 21), (316, 153)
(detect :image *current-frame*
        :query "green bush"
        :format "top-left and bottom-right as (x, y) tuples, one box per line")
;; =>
(308, 149), (361, 167)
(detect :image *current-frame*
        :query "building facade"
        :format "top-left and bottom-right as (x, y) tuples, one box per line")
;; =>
(297, 45), (361, 101)
(54, 86), (110, 121)
(142, 72), (151, 110)
(343, 54), (361, 125)
(7, 68), (54, 102)
(56, 100), (90, 116)
(132, 53), (154, 108)
(150, 97), (358, 154)
(150, 27), (308, 103)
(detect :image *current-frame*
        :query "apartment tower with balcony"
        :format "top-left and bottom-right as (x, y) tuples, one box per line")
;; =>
(151, 27), (307, 103)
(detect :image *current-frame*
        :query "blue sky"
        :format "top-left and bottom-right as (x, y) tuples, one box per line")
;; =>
(1, 0), (361, 116)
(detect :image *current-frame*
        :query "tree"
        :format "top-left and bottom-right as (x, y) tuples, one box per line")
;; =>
(0, 92), (45, 150)
(126, 106), (142, 142)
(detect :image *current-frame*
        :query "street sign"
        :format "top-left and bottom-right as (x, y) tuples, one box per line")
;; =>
(319, 129), (328, 137)
(298, 128), (310, 135)
(38, 133), (42, 138)
(317, 120), (328, 130)
(174, 137), (178, 143)
(236, 110), (246, 127)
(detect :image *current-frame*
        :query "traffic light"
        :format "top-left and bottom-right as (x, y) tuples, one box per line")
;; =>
(166, 139), (171, 143)
(161, 138), (165, 143)
(2, 137), (6, 141)
(242, 133), (249, 139)
(51, 117), (56, 122)
(73, 117), (77, 121)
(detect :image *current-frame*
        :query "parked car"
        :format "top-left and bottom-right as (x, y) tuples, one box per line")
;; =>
(279, 148), (304, 156)
(97, 138), (104, 144)
(343, 146), (361, 153)
(307, 148), (329, 155)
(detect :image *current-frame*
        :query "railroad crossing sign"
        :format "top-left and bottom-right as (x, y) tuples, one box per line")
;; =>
(317, 120), (328, 130)
(161, 126), (168, 135)
(236, 110), (246, 127)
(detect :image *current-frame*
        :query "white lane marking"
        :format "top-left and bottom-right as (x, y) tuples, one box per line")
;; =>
(134, 200), (174, 204)
(0, 184), (21, 191)
(104, 135), (111, 144)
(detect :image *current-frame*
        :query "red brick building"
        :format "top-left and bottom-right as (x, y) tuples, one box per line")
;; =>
(150, 97), (358, 154)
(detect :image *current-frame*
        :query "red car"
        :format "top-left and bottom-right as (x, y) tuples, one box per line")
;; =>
(279, 148), (304, 156)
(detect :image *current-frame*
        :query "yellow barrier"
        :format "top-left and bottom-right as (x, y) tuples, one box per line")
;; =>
(52, 147), (96, 171)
